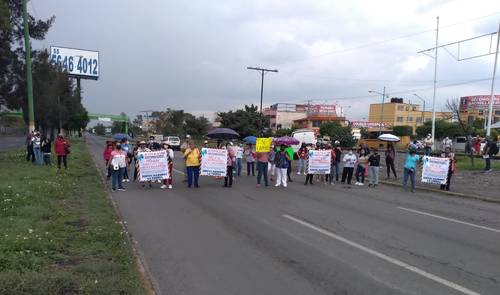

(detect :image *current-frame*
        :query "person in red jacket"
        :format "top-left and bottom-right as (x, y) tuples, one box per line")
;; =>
(103, 140), (114, 179)
(54, 134), (70, 169)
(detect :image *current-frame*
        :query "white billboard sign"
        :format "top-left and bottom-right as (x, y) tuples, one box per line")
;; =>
(50, 46), (99, 79)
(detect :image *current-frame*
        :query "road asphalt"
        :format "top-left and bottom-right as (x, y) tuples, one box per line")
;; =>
(0, 136), (25, 152)
(87, 135), (500, 295)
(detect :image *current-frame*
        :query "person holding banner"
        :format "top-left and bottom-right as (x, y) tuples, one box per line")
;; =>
(403, 147), (420, 193)
(440, 148), (456, 191)
(304, 146), (314, 185)
(274, 144), (290, 187)
(136, 141), (153, 188)
(184, 141), (201, 188)
(297, 144), (308, 175)
(161, 143), (174, 189)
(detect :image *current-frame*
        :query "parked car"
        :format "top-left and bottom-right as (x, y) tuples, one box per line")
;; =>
(164, 136), (181, 150)
(454, 136), (467, 152)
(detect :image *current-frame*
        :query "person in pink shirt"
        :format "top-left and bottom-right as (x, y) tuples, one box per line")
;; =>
(224, 143), (235, 187)
(107, 143), (128, 191)
(256, 150), (269, 187)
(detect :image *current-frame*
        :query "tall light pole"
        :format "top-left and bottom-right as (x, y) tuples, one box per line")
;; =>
(413, 93), (426, 127)
(486, 21), (500, 137)
(22, 0), (35, 132)
(431, 16), (440, 150)
(246, 67), (278, 114)
(369, 87), (387, 134)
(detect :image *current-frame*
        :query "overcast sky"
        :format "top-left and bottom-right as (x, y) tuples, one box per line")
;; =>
(31, 0), (500, 121)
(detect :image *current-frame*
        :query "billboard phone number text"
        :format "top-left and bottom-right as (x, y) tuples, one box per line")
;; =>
(50, 47), (99, 78)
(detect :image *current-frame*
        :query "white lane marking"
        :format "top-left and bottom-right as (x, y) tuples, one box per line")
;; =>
(173, 169), (185, 175)
(282, 214), (480, 295)
(398, 207), (500, 234)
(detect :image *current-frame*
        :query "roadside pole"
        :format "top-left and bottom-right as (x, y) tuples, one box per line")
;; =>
(22, 0), (35, 132)
(431, 16), (439, 151)
(486, 21), (500, 137)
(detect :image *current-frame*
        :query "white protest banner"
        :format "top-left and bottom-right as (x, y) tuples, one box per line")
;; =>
(201, 148), (228, 177)
(307, 150), (331, 174)
(138, 150), (169, 181)
(421, 156), (450, 184)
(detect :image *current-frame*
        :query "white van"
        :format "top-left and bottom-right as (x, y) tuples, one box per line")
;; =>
(291, 129), (317, 152)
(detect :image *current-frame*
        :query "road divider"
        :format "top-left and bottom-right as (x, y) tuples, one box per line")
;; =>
(282, 214), (480, 295)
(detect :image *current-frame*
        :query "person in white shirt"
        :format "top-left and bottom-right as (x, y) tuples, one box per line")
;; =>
(442, 136), (453, 152)
(341, 149), (357, 185)
(235, 144), (244, 177)
(423, 134), (433, 156)
(161, 142), (174, 189)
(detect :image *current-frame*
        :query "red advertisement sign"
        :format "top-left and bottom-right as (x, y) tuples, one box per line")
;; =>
(311, 104), (337, 114)
(459, 95), (500, 110)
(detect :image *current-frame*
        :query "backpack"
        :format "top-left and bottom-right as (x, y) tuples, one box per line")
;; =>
(490, 142), (499, 155)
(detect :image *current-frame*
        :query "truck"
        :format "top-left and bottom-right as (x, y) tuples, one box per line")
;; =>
(164, 136), (181, 150)
(291, 129), (317, 152)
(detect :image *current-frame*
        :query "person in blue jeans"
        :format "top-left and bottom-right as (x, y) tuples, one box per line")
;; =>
(403, 147), (420, 193)
(32, 132), (42, 165)
(109, 144), (128, 191)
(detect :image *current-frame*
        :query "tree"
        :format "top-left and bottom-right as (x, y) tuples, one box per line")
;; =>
(216, 104), (269, 137)
(359, 127), (369, 139)
(275, 128), (294, 137)
(392, 125), (413, 137)
(319, 121), (355, 147)
(184, 113), (210, 137)
(152, 109), (211, 138)
(415, 120), (464, 140)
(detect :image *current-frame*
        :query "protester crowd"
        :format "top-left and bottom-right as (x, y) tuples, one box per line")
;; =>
(100, 133), (500, 195)
(25, 130), (71, 169)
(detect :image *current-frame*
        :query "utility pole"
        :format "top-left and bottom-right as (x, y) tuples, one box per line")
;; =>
(368, 87), (387, 135)
(57, 96), (62, 132)
(431, 16), (440, 150)
(413, 93), (426, 128)
(22, 0), (35, 132)
(246, 67), (278, 114)
(486, 21), (500, 137)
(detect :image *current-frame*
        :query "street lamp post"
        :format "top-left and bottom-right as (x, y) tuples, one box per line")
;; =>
(247, 66), (278, 134)
(413, 93), (426, 128)
(369, 87), (387, 135)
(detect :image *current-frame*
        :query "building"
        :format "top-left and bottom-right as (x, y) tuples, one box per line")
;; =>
(368, 97), (452, 134)
(459, 95), (500, 125)
(263, 103), (339, 131)
(293, 114), (346, 133)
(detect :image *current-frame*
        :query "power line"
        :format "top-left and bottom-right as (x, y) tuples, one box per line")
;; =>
(272, 11), (500, 66)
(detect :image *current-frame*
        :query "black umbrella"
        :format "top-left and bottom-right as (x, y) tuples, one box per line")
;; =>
(206, 128), (240, 139)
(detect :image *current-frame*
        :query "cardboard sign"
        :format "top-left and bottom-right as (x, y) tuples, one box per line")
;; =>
(200, 148), (228, 177)
(138, 150), (169, 181)
(421, 156), (450, 184)
(256, 138), (272, 152)
(307, 150), (331, 174)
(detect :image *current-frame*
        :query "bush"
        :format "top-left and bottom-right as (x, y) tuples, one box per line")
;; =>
(392, 125), (413, 137)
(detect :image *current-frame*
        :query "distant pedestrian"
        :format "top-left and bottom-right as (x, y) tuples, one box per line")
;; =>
(285, 145), (294, 182)
(304, 146), (314, 185)
(297, 144), (307, 175)
(32, 131), (42, 165)
(368, 148), (380, 187)
(235, 144), (244, 177)
(403, 147), (420, 192)
(482, 137), (498, 172)
(341, 149), (357, 185)
(224, 143), (235, 187)
(442, 136), (453, 152)
(121, 138), (131, 183)
(109, 143), (127, 191)
(333, 141), (342, 181)
(423, 134), (433, 156)
(40, 137), (52, 165)
(385, 142), (397, 179)
(245, 144), (255, 176)
(327, 144), (337, 185)
(256, 149), (269, 187)
(355, 149), (368, 186)
(54, 134), (70, 169)
(440, 148), (456, 191)
(25, 131), (35, 162)
(274, 144), (290, 187)
(184, 141), (201, 188)
(103, 140), (114, 179)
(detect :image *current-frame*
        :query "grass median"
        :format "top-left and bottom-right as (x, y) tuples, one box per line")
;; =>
(0, 138), (145, 294)
(455, 155), (500, 171)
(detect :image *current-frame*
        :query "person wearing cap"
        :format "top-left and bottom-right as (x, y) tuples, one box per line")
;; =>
(423, 134), (433, 156)
(103, 140), (115, 179)
(403, 146), (420, 193)
(203, 140), (209, 148)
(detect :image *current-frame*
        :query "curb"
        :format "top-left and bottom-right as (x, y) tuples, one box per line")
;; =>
(85, 139), (159, 295)
(379, 180), (500, 203)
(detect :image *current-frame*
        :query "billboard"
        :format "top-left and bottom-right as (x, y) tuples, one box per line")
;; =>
(311, 104), (337, 114)
(50, 46), (99, 79)
(350, 121), (387, 129)
(459, 95), (500, 110)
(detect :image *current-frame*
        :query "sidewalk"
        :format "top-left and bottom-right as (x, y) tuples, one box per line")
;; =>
(381, 153), (500, 202)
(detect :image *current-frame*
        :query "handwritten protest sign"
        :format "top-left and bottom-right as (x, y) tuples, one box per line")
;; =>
(307, 150), (331, 174)
(256, 138), (272, 152)
(421, 156), (450, 184)
(138, 150), (169, 181)
(200, 148), (228, 177)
